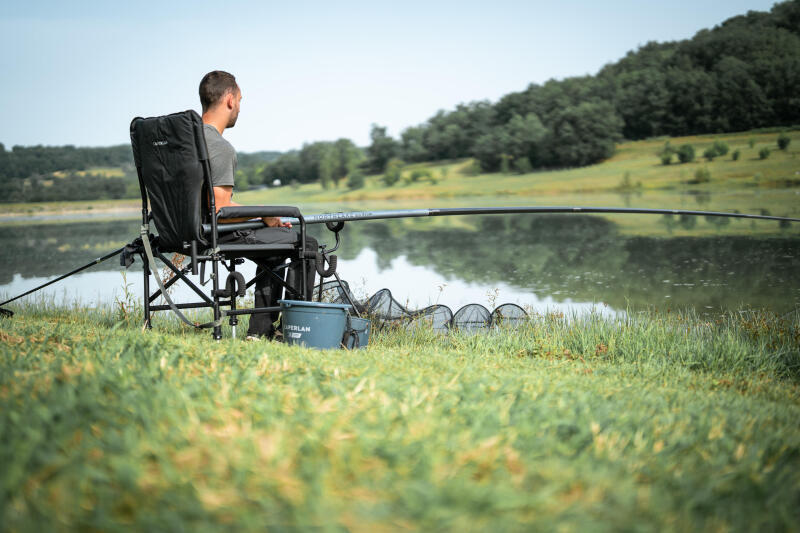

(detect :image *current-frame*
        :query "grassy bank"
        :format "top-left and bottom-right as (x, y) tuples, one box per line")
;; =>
(238, 129), (800, 218)
(1, 304), (799, 530)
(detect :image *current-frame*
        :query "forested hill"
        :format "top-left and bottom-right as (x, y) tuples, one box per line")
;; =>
(359, 0), (800, 174)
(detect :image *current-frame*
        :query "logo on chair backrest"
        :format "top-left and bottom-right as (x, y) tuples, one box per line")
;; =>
(152, 140), (168, 146)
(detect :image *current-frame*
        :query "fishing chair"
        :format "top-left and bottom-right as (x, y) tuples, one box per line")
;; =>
(128, 110), (329, 340)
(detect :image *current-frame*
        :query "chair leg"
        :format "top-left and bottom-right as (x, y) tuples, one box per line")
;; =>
(142, 253), (152, 329)
(228, 260), (239, 339)
(211, 253), (222, 341)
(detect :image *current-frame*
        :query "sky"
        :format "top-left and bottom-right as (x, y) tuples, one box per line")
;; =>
(0, 0), (780, 153)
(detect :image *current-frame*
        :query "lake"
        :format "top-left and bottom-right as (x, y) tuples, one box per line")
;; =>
(1, 212), (798, 319)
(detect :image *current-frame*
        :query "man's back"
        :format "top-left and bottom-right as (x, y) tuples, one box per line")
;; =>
(204, 123), (237, 189)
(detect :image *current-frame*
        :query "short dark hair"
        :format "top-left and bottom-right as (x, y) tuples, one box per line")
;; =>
(199, 71), (239, 113)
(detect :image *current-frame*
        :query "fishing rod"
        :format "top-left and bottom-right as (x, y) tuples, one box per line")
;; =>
(203, 206), (800, 234)
(0, 246), (125, 317)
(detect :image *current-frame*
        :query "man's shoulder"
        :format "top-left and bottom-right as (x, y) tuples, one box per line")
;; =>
(204, 124), (234, 154)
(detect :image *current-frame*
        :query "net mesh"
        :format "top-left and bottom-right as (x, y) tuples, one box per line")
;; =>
(315, 280), (528, 332)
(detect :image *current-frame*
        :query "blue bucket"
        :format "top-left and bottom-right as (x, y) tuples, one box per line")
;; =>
(344, 316), (371, 349)
(279, 300), (352, 349)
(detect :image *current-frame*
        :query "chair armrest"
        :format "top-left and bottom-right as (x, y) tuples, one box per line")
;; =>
(217, 205), (302, 220)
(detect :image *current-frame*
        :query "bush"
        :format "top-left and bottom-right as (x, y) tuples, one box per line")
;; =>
(712, 140), (729, 156)
(748, 138), (756, 149)
(677, 144), (695, 163)
(694, 167), (711, 183)
(777, 133), (791, 151)
(513, 157), (533, 174)
(382, 158), (404, 186)
(732, 149), (740, 161)
(347, 170), (365, 190)
(405, 169), (435, 185)
(703, 147), (717, 161)
(759, 147), (771, 160)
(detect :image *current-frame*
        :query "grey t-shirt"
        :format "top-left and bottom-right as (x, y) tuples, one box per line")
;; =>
(203, 123), (237, 188)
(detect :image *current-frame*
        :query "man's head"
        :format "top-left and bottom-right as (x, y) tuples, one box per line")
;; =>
(199, 70), (241, 128)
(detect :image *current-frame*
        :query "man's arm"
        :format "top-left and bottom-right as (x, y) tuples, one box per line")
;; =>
(213, 186), (291, 227)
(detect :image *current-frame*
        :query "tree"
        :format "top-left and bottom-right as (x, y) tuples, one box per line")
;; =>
(333, 138), (362, 187)
(503, 113), (548, 166)
(472, 128), (510, 171)
(366, 125), (399, 173)
(544, 102), (623, 167)
(400, 126), (429, 162)
(712, 56), (769, 131)
(712, 140), (729, 156)
(694, 167), (711, 183)
(777, 132), (791, 150)
(382, 158), (404, 186)
(318, 144), (336, 189)
(677, 144), (695, 163)
(347, 169), (365, 190)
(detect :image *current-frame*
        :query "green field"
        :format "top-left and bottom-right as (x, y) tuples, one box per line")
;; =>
(1, 304), (799, 530)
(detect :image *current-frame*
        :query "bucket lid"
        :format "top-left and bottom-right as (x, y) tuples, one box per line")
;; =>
(279, 299), (352, 310)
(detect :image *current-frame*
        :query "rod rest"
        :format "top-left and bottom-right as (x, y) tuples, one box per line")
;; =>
(212, 272), (247, 298)
(317, 254), (337, 278)
(302, 250), (337, 278)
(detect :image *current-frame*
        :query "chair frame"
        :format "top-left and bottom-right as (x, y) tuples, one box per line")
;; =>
(131, 112), (312, 340)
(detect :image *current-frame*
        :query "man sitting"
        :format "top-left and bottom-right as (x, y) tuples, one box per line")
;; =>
(199, 70), (317, 340)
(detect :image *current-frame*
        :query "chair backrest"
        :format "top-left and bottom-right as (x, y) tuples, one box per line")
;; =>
(130, 110), (211, 251)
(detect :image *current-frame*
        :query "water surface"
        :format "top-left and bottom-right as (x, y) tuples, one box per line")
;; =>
(1, 214), (798, 317)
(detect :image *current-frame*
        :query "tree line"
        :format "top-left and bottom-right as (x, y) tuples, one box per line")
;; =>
(0, 143), (281, 202)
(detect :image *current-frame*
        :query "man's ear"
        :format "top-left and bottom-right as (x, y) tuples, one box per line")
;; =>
(225, 91), (235, 110)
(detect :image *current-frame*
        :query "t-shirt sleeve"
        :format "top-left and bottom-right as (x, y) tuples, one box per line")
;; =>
(209, 143), (236, 188)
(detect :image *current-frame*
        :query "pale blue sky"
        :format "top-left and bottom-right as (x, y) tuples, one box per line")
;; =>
(0, 0), (779, 152)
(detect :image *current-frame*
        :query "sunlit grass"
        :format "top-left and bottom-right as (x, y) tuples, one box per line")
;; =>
(1, 302), (799, 529)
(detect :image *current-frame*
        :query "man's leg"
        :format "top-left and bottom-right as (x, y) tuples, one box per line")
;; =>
(242, 227), (317, 338)
(286, 235), (318, 300)
(246, 260), (283, 338)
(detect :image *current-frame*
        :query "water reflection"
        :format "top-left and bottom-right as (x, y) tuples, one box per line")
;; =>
(1, 215), (798, 315)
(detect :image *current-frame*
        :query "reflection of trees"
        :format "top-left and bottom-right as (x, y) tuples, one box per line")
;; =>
(0, 220), (140, 284)
(313, 215), (800, 312)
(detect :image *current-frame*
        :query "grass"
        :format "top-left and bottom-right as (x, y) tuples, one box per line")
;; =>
(1, 302), (799, 530)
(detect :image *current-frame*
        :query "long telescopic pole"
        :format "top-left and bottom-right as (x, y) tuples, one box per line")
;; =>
(0, 246), (125, 316)
(203, 206), (800, 234)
